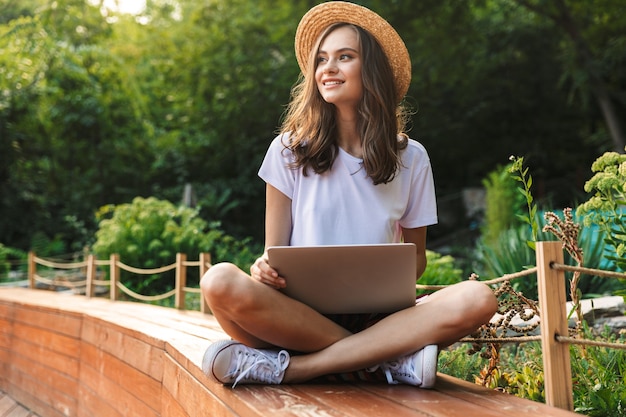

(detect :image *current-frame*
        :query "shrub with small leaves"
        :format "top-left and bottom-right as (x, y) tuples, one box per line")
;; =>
(93, 197), (260, 296)
(578, 149), (626, 271)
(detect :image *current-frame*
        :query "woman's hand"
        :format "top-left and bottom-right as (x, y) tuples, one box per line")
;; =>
(250, 256), (286, 290)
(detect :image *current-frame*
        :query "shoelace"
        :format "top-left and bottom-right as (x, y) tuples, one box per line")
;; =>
(378, 358), (422, 386)
(227, 348), (290, 388)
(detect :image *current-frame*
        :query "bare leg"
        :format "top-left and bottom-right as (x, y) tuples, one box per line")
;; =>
(201, 262), (352, 352)
(202, 264), (497, 383)
(282, 280), (497, 382)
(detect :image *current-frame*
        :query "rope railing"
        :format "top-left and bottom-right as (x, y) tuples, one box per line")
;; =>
(116, 281), (177, 302)
(460, 335), (541, 344)
(416, 266), (538, 291)
(117, 260), (176, 275)
(556, 335), (626, 350)
(33, 256), (87, 269)
(552, 262), (626, 279)
(27, 251), (212, 312)
(33, 274), (87, 289)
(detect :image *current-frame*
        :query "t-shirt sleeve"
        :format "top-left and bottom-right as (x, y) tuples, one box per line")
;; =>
(399, 142), (438, 229)
(258, 134), (296, 199)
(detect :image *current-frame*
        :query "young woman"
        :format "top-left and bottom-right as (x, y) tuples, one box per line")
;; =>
(200, 1), (497, 388)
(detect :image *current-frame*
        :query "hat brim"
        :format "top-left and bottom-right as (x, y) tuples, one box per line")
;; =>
(295, 1), (411, 102)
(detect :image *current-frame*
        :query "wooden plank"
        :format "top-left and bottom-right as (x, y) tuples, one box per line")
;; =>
(0, 393), (18, 415)
(0, 302), (14, 322)
(11, 322), (80, 356)
(80, 316), (164, 381)
(80, 342), (161, 406)
(4, 405), (32, 417)
(0, 314), (12, 392)
(76, 384), (123, 417)
(357, 383), (517, 417)
(4, 373), (70, 417)
(78, 363), (159, 417)
(536, 241), (574, 411)
(160, 387), (191, 417)
(162, 355), (240, 417)
(0, 318), (14, 346)
(8, 352), (78, 402)
(13, 305), (82, 338)
(9, 338), (80, 379)
(434, 374), (579, 416)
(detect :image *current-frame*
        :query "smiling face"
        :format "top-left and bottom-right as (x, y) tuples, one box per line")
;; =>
(315, 25), (363, 111)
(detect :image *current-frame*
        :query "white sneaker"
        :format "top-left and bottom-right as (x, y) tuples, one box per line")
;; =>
(378, 345), (438, 388)
(202, 340), (290, 387)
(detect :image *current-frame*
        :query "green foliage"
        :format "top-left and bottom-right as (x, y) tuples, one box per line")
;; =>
(439, 342), (545, 400)
(418, 250), (464, 295)
(1, 0), (623, 262)
(475, 210), (620, 300)
(481, 163), (525, 245)
(571, 326), (626, 416)
(443, 332), (626, 416)
(509, 156), (540, 250)
(92, 197), (260, 295)
(0, 244), (27, 281)
(476, 157), (540, 298)
(0, 6), (153, 250)
(578, 149), (626, 272)
(475, 224), (539, 298)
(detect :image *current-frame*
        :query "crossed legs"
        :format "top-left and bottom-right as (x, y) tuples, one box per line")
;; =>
(201, 262), (498, 384)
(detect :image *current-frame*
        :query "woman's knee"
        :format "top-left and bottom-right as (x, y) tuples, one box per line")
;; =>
(438, 280), (497, 328)
(200, 262), (244, 303)
(460, 280), (498, 322)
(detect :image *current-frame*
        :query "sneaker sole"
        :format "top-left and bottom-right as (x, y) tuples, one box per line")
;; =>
(202, 339), (238, 383)
(420, 345), (438, 389)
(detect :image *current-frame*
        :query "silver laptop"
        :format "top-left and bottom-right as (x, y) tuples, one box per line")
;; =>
(266, 243), (417, 314)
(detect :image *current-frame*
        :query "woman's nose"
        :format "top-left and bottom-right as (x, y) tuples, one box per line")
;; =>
(323, 61), (338, 74)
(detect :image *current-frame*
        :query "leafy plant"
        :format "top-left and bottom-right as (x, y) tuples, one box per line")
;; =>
(92, 196), (260, 296)
(481, 163), (526, 246)
(570, 326), (626, 416)
(0, 243), (27, 281)
(509, 156), (540, 250)
(444, 331), (626, 417)
(577, 149), (626, 272)
(475, 211), (619, 300)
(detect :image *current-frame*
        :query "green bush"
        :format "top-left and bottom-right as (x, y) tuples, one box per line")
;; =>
(0, 243), (27, 282)
(418, 250), (464, 295)
(92, 196), (261, 296)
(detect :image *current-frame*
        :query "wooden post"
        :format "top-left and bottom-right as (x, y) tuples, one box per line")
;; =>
(85, 254), (95, 298)
(110, 254), (119, 301)
(175, 253), (187, 310)
(199, 252), (211, 314)
(536, 241), (574, 411)
(28, 251), (36, 289)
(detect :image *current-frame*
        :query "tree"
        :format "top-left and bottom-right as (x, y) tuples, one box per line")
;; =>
(0, 2), (153, 250)
(513, 0), (626, 152)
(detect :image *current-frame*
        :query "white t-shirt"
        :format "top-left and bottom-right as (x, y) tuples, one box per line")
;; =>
(258, 133), (438, 246)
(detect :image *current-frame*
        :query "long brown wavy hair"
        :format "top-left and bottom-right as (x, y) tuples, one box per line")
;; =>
(280, 23), (410, 185)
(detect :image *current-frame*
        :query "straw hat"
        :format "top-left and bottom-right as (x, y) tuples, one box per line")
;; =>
(295, 1), (411, 102)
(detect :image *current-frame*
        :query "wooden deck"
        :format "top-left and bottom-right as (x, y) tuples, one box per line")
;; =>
(0, 287), (584, 417)
(1, 390), (39, 417)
